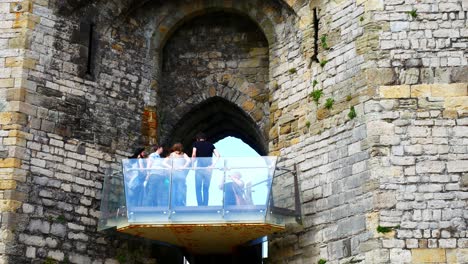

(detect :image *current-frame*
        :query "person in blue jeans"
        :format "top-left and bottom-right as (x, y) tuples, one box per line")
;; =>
(144, 144), (167, 207)
(191, 132), (220, 206)
(165, 143), (191, 207)
(127, 148), (147, 207)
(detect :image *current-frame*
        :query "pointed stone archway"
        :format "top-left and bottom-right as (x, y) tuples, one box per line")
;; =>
(170, 96), (267, 155)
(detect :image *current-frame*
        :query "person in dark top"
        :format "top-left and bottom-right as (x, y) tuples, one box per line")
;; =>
(192, 132), (220, 206)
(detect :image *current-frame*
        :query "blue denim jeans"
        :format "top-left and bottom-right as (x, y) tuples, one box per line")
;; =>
(195, 167), (211, 206)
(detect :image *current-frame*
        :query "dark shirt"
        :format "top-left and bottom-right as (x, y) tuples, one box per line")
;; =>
(192, 141), (216, 157)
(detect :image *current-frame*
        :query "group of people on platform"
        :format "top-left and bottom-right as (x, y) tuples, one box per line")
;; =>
(125, 132), (249, 208)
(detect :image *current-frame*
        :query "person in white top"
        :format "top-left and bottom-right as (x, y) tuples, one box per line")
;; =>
(164, 143), (191, 207)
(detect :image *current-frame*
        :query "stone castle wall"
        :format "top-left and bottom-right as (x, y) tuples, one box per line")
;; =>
(0, 0), (466, 263)
(0, 0), (161, 263)
(269, 0), (467, 263)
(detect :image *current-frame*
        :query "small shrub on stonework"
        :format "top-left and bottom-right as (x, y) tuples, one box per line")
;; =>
(56, 215), (66, 223)
(407, 9), (418, 18)
(348, 106), (357, 120)
(377, 225), (400, 233)
(318, 259), (327, 264)
(325, 98), (334, 110)
(312, 79), (318, 88)
(319, 59), (328, 67)
(43, 257), (58, 264)
(310, 89), (323, 105)
(320, 35), (329, 50)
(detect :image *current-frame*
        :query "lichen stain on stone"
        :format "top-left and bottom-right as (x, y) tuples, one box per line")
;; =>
(142, 107), (158, 144)
(111, 44), (123, 52)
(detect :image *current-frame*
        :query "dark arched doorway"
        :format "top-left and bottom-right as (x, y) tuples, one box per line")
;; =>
(169, 96), (267, 155)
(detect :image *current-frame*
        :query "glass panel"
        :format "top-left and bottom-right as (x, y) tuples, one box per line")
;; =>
(97, 167), (127, 230)
(267, 163), (296, 225)
(170, 157), (224, 222)
(124, 158), (171, 223)
(222, 157), (276, 222)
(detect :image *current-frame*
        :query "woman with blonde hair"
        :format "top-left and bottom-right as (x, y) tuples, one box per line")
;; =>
(164, 143), (191, 206)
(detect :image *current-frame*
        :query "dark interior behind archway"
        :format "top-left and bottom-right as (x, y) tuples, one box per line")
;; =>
(169, 97), (267, 156)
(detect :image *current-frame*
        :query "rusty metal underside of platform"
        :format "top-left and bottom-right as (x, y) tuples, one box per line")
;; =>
(118, 223), (284, 254)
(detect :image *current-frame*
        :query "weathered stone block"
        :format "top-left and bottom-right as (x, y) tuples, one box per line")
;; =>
(411, 248), (446, 263)
(411, 84), (432, 98)
(0, 180), (17, 190)
(462, 173), (468, 187)
(0, 199), (22, 212)
(0, 78), (14, 88)
(379, 85), (410, 98)
(444, 96), (468, 110)
(0, 158), (21, 168)
(416, 161), (445, 174)
(446, 249), (468, 263)
(366, 68), (396, 86)
(431, 83), (467, 97)
(447, 161), (468, 173)
(390, 248), (411, 263)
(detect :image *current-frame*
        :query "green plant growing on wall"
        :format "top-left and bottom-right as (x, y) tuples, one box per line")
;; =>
(320, 35), (329, 50)
(116, 254), (126, 264)
(348, 106), (357, 120)
(288, 68), (297, 74)
(359, 16), (364, 22)
(272, 81), (279, 90)
(319, 59), (328, 68)
(324, 98), (334, 110)
(56, 215), (66, 223)
(346, 94), (352, 101)
(318, 259), (327, 264)
(312, 79), (318, 88)
(43, 257), (57, 264)
(310, 89), (323, 105)
(407, 9), (418, 18)
(305, 121), (311, 128)
(377, 225), (400, 233)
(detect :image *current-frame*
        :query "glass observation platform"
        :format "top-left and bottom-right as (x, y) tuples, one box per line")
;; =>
(98, 156), (299, 254)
